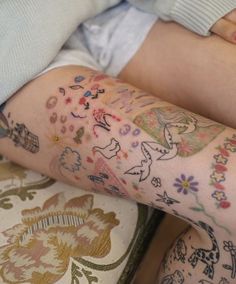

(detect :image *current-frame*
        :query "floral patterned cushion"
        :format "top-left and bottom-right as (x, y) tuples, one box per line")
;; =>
(0, 156), (164, 284)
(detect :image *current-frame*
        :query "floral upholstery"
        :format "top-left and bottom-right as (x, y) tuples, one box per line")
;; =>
(0, 156), (164, 284)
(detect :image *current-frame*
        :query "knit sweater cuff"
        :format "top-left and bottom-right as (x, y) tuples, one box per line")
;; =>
(170, 0), (236, 36)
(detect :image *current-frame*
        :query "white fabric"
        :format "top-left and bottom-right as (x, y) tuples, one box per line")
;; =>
(39, 2), (158, 77)
(0, 0), (121, 105)
(38, 29), (102, 76)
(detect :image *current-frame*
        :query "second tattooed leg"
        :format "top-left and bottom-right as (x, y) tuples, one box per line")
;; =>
(0, 66), (236, 283)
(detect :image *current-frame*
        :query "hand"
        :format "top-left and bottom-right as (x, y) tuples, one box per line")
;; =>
(211, 9), (236, 43)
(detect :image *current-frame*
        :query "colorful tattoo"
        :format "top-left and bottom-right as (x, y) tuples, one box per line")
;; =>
(88, 158), (129, 198)
(45, 73), (110, 148)
(125, 107), (224, 182)
(101, 86), (161, 119)
(119, 124), (131, 136)
(92, 108), (121, 138)
(173, 174), (231, 234)
(119, 123), (141, 150)
(174, 174), (199, 195)
(209, 135), (236, 209)
(134, 107), (225, 157)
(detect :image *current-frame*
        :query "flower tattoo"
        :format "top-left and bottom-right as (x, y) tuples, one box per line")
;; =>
(59, 147), (81, 172)
(174, 174), (199, 195)
(151, 177), (161, 188)
(212, 191), (227, 202)
(209, 134), (236, 209)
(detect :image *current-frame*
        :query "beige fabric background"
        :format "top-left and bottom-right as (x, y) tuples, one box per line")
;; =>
(0, 156), (164, 284)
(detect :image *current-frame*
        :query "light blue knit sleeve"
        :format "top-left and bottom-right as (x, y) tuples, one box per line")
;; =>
(0, 0), (120, 105)
(128, 0), (236, 36)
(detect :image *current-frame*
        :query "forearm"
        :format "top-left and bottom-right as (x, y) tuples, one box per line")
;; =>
(0, 66), (235, 232)
(128, 0), (236, 36)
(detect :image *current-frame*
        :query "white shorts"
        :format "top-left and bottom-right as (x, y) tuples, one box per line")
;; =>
(40, 2), (158, 77)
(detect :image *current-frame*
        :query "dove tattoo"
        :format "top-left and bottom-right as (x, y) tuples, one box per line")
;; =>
(124, 114), (199, 182)
(124, 142), (153, 182)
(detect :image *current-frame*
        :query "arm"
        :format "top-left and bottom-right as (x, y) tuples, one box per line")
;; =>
(128, 0), (236, 42)
(0, 66), (236, 282)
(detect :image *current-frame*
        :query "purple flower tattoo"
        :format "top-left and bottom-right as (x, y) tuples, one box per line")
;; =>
(174, 174), (199, 195)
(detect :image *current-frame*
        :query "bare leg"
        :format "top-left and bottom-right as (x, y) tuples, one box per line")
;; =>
(119, 20), (236, 129)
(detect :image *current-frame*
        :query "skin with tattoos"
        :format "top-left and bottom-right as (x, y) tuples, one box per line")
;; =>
(0, 66), (236, 283)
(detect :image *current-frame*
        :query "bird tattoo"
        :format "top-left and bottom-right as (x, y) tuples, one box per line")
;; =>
(93, 138), (121, 159)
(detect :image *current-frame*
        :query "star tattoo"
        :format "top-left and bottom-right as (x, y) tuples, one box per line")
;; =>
(156, 191), (180, 206)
